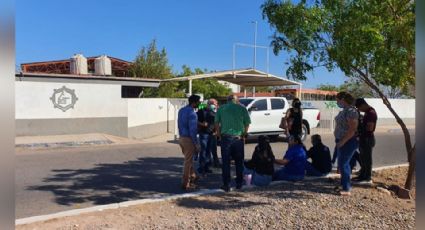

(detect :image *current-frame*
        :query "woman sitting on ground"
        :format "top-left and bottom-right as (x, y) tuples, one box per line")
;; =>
(273, 135), (307, 181)
(244, 135), (276, 186)
(305, 134), (332, 176)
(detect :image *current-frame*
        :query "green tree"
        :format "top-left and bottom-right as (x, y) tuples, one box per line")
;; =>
(176, 65), (231, 99)
(318, 81), (413, 99)
(130, 39), (181, 98)
(262, 0), (415, 190)
(316, 84), (340, 92)
(339, 80), (375, 98)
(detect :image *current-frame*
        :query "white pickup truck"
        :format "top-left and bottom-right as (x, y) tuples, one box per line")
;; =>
(239, 97), (320, 141)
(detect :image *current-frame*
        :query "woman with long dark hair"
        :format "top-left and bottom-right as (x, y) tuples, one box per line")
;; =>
(285, 98), (303, 139)
(243, 135), (276, 186)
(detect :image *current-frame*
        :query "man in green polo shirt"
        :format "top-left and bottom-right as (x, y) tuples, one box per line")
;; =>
(215, 95), (251, 192)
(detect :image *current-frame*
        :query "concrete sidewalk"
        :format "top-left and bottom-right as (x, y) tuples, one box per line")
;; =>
(15, 133), (146, 149)
(15, 124), (414, 149)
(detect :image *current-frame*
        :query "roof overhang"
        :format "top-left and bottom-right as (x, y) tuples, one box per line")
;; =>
(162, 68), (300, 87)
(15, 72), (160, 87)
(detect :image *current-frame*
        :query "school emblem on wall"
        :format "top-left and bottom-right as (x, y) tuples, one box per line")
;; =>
(50, 86), (78, 112)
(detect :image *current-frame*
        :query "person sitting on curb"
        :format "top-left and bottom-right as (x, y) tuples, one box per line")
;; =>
(305, 134), (332, 176)
(273, 135), (307, 181)
(243, 135), (276, 187)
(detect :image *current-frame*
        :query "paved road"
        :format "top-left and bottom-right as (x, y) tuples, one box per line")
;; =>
(16, 131), (414, 219)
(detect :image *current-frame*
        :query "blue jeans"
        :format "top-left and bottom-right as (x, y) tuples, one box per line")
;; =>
(305, 161), (328, 177)
(273, 168), (304, 181)
(220, 135), (244, 186)
(337, 137), (359, 191)
(332, 146), (359, 169)
(243, 167), (272, 186)
(198, 133), (212, 172)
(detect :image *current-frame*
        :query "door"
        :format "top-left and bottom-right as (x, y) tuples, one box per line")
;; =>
(248, 99), (270, 133)
(269, 98), (287, 132)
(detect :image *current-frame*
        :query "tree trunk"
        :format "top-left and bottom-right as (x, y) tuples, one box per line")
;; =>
(353, 67), (415, 190)
(405, 144), (416, 190)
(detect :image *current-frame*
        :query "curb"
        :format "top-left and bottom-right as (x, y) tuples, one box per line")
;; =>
(15, 140), (114, 149)
(15, 163), (409, 226)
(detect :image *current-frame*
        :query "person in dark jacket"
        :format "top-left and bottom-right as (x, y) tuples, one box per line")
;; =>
(305, 134), (332, 176)
(243, 135), (276, 186)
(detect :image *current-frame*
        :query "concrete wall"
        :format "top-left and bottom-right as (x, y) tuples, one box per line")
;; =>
(16, 79), (187, 139)
(304, 98), (415, 128)
(16, 80), (415, 139)
(16, 81), (128, 137)
(127, 98), (187, 139)
(127, 98), (168, 139)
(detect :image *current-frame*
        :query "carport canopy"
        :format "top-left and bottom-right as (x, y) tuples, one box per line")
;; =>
(163, 68), (301, 95)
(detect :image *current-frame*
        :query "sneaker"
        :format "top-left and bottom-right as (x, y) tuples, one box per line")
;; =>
(220, 185), (230, 192)
(356, 179), (373, 185)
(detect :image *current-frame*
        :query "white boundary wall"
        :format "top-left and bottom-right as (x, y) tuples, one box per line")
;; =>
(16, 81), (127, 119)
(305, 98), (415, 132)
(127, 98), (169, 128)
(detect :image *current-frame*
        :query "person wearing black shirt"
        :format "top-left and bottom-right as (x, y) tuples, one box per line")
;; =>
(243, 135), (276, 186)
(197, 99), (219, 174)
(285, 98), (303, 139)
(353, 98), (378, 183)
(305, 134), (332, 176)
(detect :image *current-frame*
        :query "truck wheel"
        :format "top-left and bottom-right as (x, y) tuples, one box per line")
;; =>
(301, 124), (308, 141)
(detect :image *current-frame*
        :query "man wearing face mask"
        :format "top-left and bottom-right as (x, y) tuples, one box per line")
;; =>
(197, 98), (220, 174)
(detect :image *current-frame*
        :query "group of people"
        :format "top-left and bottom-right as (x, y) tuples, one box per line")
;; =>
(177, 92), (377, 196)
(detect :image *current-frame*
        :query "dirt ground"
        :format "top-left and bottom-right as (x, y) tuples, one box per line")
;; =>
(17, 166), (415, 230)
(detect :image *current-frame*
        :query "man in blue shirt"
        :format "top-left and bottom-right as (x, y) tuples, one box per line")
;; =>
(178, 95), (201, 191)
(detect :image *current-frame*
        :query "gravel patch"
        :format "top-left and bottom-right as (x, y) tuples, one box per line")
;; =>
(17, 166), (415, 230)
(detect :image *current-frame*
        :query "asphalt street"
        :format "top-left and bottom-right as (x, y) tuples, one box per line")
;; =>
(16, 131), (414, 219)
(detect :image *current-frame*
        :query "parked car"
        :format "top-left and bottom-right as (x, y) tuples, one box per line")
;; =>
(239, 97), (320, 141)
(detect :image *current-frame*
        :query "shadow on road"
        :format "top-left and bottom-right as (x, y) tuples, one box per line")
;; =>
(27, 156), (338, 209)
(27, 157), (223, 206)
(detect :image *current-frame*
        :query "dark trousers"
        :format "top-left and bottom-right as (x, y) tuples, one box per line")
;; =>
(359, 136), (375, 180)
(198, 133), (212, 172)
(210, 135), (219, 164)
(220, 136), (244, 186)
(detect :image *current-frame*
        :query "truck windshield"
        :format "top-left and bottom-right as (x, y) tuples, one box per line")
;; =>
(239, 99), (254, 107)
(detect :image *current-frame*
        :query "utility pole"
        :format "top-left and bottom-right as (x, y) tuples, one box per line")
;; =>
(251, 21), (258, 69)
(251, 21), (258, 97)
